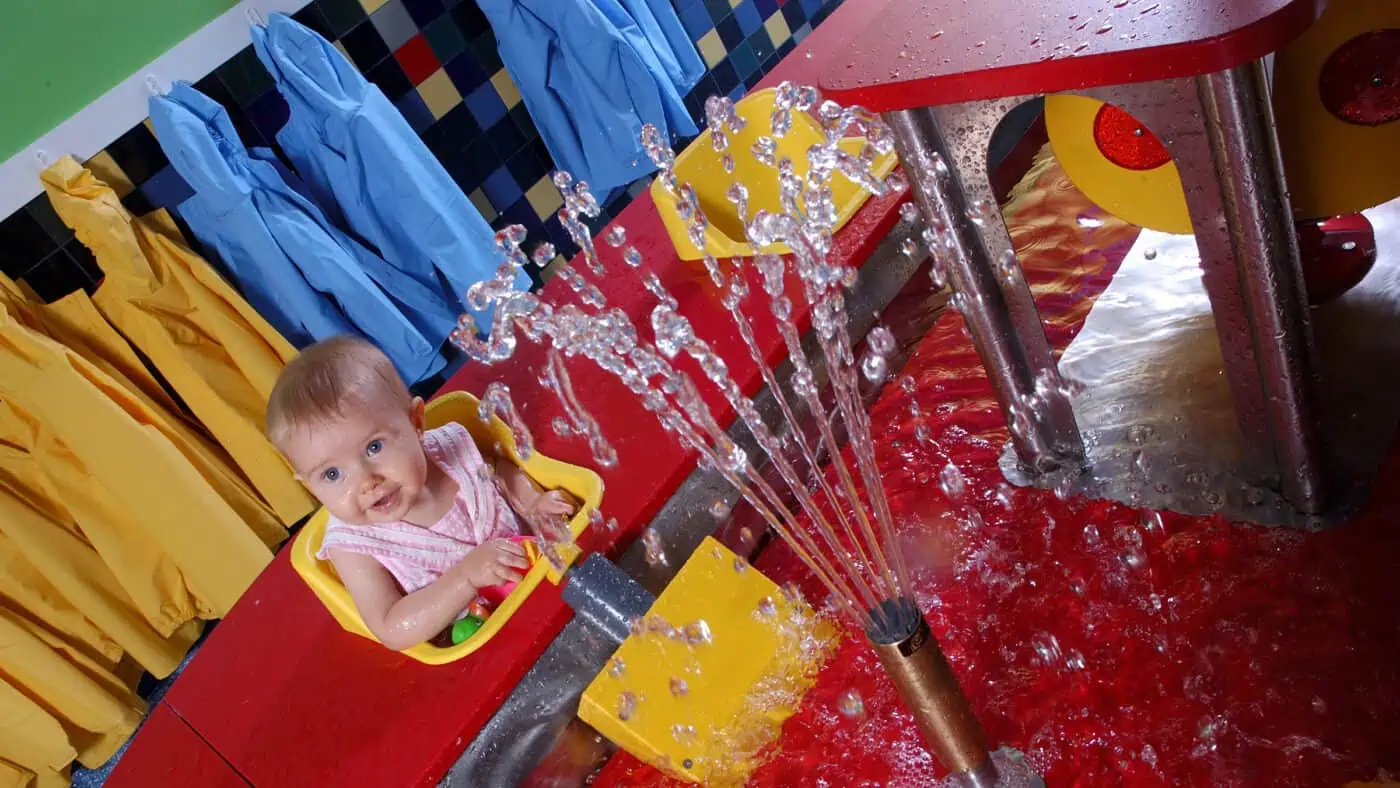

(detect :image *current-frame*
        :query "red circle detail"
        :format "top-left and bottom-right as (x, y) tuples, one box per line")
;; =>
(1319, 30), (1400, 126)
(1091, 104), (1171, 171)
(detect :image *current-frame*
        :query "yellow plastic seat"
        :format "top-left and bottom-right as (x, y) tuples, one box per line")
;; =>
(290, 391), (603, 664)
(653, 87), (898, 260)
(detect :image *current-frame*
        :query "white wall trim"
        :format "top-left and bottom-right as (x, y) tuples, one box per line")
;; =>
(0, 0), (313, 221)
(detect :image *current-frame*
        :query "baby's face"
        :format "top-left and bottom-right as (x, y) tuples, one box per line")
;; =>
(282, 396), (430, 525)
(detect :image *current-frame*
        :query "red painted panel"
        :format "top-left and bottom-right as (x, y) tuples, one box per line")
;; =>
(821, 0), (1325, 110)
(106, 704), (248, 788)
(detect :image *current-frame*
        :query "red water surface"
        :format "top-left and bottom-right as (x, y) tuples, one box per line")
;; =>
(595, 154), (1400, 786)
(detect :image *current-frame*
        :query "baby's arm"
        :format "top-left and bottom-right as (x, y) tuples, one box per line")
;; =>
(329, 541), (528, 651)
(493, 457), (579, 518)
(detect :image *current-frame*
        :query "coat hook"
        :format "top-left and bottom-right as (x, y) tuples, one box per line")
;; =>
(245, 5), (266, 27)
(145, 74), (165, 97)
(34, 149), (51, 170)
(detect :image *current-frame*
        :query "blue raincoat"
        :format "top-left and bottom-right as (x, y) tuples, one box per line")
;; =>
(599, 0), (704, 97)
(589, 0), (702, 136)
(475, 0), (698, 192)
(251, 15), (527, 326)
(149, 82), (449, 384)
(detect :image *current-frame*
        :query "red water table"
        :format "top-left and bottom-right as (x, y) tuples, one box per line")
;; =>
(822, 0), (1331, 517)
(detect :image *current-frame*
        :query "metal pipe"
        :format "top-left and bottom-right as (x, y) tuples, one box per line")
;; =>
(1195, 61), (1327, 512)
(885, 107), (1084, 473)
(867, 601), (995, 784)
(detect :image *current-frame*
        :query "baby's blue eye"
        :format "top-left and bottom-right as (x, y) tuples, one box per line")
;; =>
(322, 467), (341, 483)
(367, 439), (384, 456)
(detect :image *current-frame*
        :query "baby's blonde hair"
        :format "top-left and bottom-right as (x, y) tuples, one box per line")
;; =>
(266, 336), (412, 452)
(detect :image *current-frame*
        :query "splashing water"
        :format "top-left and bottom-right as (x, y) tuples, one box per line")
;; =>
(477, 382), (534, 461)
(542, 347), (617, 468)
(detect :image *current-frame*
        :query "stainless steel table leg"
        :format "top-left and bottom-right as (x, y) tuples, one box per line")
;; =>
(1090, 65), (1327, 513)
(886, 107), (1085, 472)
(1195, 61), (1326, 512)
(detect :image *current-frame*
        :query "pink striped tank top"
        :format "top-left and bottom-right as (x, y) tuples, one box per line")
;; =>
(317, 422), (522, 593)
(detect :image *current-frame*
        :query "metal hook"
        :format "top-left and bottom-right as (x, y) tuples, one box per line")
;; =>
(34, 149), (51, 170)
(245, 5), (266, 27)
(145, 74), (165, 97)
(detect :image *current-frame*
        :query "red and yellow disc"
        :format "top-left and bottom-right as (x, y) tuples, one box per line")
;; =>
(1044, 93), (1192, 234)
(1272, 0), (1400, 220)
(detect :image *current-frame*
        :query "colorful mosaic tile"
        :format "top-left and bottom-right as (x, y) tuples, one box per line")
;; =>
(0, 0), (846, 304)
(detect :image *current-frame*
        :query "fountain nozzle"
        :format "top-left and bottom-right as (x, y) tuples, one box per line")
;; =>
(867, 603), (996, 785)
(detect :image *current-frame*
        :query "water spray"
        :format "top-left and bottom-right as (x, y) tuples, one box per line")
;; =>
(453, 82), (1018, 784)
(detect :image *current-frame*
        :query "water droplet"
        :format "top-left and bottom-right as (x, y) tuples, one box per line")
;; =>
(756, 596), (778, 617)
(551, 416), (572, 436)
(1076, 214), (1104, 228)
(680, 620), (713, 645)
(1342, 240), (1357, 251)
(1054, 475), (1076, 501)
(531, 243), (556, 268)
(995, 483), (1015, 509)
(604, 225), (627, 247)
(1064, 650), (1087, 670)
(939, 462), (966, 501)
(1083, 523), (1101, 547)
(1141, 744), (1158, 767)
(733, 557), (748, 573)
(617, 691), (637, 720)
(837, 689), (865, 718)
(670, 677), (690, 697)
(899, 202), (921, 223)
(967, 199), (996, 225)
(860, 352), (887, 384)
(1143, 248), (1158, 260)
(1031, 632), (1063, 666)
(900, 237), (919, 259)
(708, 498), (732, 518)
(622, 246), (643, 268)
(643, 528), (668, 567)
(899, 375), (917, 394)
(1132, 512), (1162, 540)
(672, 723), (698, 747)
(1120, 544), (1147, 571)
(1312, 696), (1327, 714)
(1096, 23), (1113, 34)
(914, 423), (931, 443)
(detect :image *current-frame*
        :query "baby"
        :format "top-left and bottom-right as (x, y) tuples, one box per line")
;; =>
(266, 336), (576, 650)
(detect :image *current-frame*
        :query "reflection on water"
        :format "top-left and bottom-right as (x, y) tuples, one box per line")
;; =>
(1030, 198), (1400, 527)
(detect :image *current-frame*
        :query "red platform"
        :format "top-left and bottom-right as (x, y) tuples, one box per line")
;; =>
(820, 0), (1325, 110)
(105, 10), (908, 783)
(108, 704), (247, 788)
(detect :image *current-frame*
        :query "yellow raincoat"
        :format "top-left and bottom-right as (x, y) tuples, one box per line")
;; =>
(40, 156), (314, 524)
(0, 605), (145, 788)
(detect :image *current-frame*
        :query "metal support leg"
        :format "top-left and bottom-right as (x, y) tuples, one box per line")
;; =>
(1085, 66), (1328, 513)
(1195, 61), (1327, 511)
(886, 107), (1085, 472)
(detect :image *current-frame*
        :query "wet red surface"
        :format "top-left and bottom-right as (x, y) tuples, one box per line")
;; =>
(595, 153), (1400, 786)
(820, 0), (1324, 110)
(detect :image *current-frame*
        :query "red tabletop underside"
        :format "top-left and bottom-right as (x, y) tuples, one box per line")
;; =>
(105, 8), (907, 782)
(820, 0), (1325, 111)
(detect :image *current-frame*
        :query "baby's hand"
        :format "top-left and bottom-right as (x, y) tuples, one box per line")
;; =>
(532, 489), (580, 518)
(459, 539), (529, 588)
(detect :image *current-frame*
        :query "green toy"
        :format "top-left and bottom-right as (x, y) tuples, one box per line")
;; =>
(450, 615), (486, 645)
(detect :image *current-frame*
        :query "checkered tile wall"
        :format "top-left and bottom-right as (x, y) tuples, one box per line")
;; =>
(0, 0), (845, 303)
